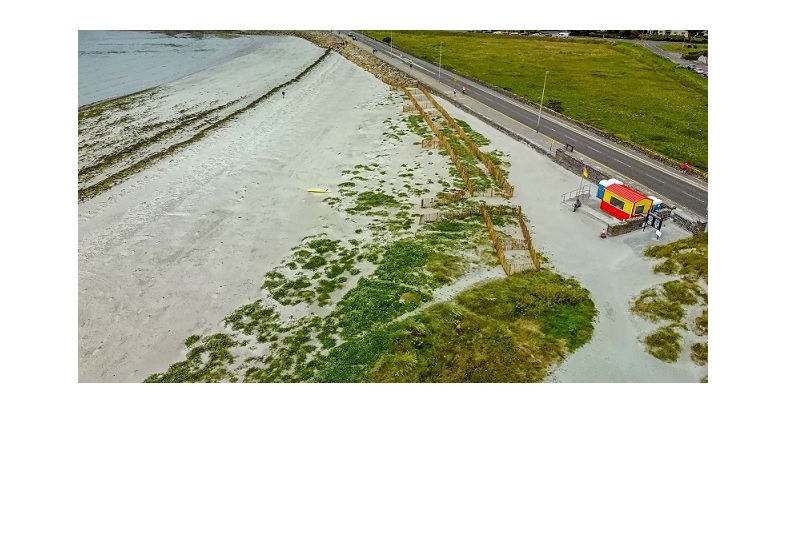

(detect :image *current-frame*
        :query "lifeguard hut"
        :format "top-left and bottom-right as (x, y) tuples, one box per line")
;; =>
(599, 182), (652, 220)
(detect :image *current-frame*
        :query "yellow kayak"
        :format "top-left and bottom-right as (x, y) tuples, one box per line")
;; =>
(307, 188), (331, 193)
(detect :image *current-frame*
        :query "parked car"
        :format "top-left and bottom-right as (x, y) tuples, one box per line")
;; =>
(686, 64), (697, 70)
(694, 67), (705, 75)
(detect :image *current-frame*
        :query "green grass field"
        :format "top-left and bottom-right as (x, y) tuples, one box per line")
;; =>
(363, 31), (708, 171)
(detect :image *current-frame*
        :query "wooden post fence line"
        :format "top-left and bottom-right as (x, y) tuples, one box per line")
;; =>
(500, 237), (529, 251)
(514, 206), (541, 270)
(401, 86), (541, 276)
(417, 206), (480, 224)
(480, 204), (542, 275)
(480, 205), (510, 275)
(418, 84), (515, 197)
(419, 188), (497, 208)
(401, 87), (474, 195)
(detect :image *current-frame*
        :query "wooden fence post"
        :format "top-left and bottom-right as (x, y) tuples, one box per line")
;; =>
(417, 83), (516, 198)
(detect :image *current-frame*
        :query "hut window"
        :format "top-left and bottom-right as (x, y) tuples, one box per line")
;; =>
(609, 196), (624, 209)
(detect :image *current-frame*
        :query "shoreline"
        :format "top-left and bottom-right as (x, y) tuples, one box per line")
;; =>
(79, 47), (442, 382)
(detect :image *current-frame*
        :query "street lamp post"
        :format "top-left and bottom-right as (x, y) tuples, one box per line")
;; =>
(438, 42), (443, 83)
(536, 70), (549, 132)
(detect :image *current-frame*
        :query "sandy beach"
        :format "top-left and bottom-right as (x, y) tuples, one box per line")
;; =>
(78, 33), (707, 382)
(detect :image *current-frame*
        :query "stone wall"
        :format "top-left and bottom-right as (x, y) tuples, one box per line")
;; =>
(671, 208), (708, 233)
(553, 149), (611, 189)
(253, 31), (417, 88)
(606, 216), (645, 236)
(605, 208), (706, 237)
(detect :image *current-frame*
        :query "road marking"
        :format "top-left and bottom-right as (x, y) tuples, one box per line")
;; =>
(642, 172), (665, 184)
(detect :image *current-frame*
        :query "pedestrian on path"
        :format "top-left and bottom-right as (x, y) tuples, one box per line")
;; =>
(682, 161), (689, 174)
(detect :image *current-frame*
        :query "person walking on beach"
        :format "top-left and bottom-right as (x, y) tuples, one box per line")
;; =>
(282, 91), (285, 98)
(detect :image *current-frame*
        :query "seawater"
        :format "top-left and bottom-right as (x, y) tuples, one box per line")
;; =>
(78, 30), (262, 107)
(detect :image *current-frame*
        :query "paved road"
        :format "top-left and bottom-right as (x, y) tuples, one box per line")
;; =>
(635, 39), (708, 74)
(343, 32), (708, 219)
